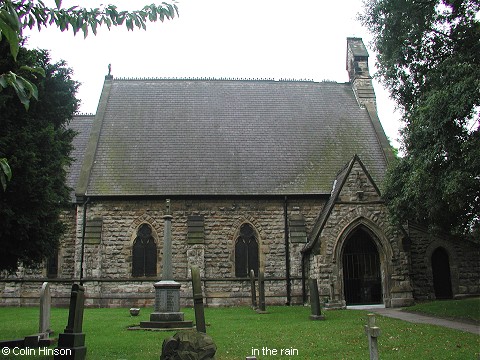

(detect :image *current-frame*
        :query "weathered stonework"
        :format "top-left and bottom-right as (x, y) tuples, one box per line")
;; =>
(408, 225), (480, 300)
(0, 198), (324, 307)
(2, 161), (478, 308)
(304, 159), (414, 308)
(1, 40), (478, 308)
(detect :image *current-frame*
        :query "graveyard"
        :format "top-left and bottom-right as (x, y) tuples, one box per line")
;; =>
(0, 298), (478, 359)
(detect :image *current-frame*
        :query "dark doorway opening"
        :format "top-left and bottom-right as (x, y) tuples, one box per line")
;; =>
(432, 247), (453, 299)
(343, 227), (382, 305)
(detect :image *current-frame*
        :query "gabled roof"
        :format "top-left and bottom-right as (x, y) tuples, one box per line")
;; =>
(67, 114), (94, 202)
(303, 154), (383, 254)
(76, 78), (390, 198)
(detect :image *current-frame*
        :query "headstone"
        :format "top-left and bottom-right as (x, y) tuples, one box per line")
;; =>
(256, 271), (267, 313)
(249, 270), (257, 309)
(191, 266), (206, 333)
(55, 284), (86, 360)
(364, 313), (381, 360)
(24, 335), (40, 348)
(309, 278), (325, 320)
(39, 282), (52, 338)
(141, 199), (193, 330)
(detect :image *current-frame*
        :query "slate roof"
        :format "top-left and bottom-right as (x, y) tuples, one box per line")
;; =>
(78, 78), (390, 197)
(67, 114), (94, 202)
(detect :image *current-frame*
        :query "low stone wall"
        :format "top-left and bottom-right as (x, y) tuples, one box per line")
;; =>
(0, 277), (304, 308)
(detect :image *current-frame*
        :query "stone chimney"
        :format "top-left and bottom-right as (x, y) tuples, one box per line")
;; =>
(346, 37), (376, 108)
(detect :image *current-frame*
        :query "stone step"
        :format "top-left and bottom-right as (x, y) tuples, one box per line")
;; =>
(139, 320), (193, 329)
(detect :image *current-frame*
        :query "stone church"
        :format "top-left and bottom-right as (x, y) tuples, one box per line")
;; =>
(1, 38), (478, 307)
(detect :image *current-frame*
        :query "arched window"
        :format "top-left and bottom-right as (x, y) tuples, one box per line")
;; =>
(47, 248), (58, 279)
(132, 224), (157, 277)
(235, 223), (259, 277)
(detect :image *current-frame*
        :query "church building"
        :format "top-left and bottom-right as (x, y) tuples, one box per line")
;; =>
(1, 38), (478, 307)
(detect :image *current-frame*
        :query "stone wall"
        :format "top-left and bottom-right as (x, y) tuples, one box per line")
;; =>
(3, 183), (477, 307)
(408, 225), (480, 300)
(306, 160), (414, 308)
(0, 197), (325, 307)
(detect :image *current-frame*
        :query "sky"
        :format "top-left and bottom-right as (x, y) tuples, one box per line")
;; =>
(23, 0), (402, 146)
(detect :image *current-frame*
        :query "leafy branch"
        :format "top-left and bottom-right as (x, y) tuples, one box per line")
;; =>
(15, 0), (179, 37)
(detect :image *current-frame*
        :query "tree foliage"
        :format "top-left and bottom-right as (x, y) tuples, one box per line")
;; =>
(0, 0), (178, 270)
(0, 40), (79, 272)
(0, 0), (178, 191)
(361, 0), (480, 236)
(0, 0), (178, 109)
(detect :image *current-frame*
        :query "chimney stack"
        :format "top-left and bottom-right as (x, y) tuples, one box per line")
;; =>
(346, 38), (376, 108)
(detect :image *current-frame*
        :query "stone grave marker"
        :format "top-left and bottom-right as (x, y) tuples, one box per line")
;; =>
(191, 265), (206, 333)
(249, 270), (257, 309)
(140, 199), (192, 330)
(364, 313), (381, 360)
(55, 284), (86, 360)
(309, 278), (325, 320)
(256, 270), (267, 313)
(39, 282), (52, 339)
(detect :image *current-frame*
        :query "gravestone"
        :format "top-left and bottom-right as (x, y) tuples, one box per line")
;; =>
(191, 266), (207, 333)
(140, 200), (193, 330)
(55, 284), (86, 360)
(0, 283), (55, 349)
(39, 282), (52, 338)
(364, 313), (381, 360)
(309, 278), (325, 320)
(256, 271), (267, 314)
(249, 270), (257, 309)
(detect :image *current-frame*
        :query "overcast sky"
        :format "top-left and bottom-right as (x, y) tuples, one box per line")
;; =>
(24, 0), (402, 146)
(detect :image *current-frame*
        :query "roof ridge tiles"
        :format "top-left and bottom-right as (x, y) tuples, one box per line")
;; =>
(111, 76), (321, 83)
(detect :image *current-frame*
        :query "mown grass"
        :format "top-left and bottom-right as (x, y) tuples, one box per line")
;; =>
(0, 305), (478, 359)
(404, 297), (480, 323)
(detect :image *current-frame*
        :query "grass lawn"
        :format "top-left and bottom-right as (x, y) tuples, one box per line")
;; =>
(404, 297), (480, 323)
(0, 305), (478, 359)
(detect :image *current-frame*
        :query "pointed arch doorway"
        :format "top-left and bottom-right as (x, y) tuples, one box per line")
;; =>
(431, 247), (453, 299)
(342, 227), (382, 305)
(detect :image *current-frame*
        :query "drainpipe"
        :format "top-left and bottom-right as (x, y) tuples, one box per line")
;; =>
(79, 197), (90, 285)
(301, 250), (307, 304)
(284, 196), (291, 305)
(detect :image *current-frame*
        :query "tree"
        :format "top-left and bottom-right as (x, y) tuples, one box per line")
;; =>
(0, 0), (178, 270)
(361, 0), (480, 236)
(0, 40), (78, 272)
(0, 0), (178, 189)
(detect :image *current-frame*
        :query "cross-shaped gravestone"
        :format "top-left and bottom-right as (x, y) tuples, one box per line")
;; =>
(191, 266), (206, 333)
(250, 269), (257, 309)
(364, 313), (381, 360)
(39, 282), (51, 339)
